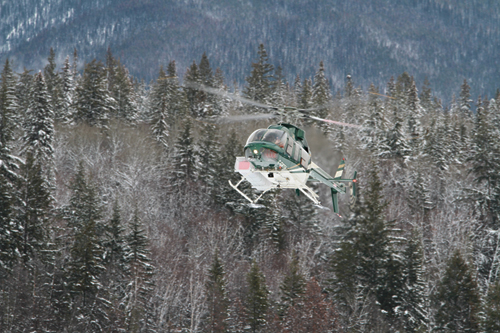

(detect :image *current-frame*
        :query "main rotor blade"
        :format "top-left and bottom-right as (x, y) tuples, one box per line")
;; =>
(217, 114), (277, 123)
(307, 115), (361, 128)
(185, 82), (274, 110)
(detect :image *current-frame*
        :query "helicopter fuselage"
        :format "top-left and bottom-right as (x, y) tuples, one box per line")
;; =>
(229, 122), (357, 213)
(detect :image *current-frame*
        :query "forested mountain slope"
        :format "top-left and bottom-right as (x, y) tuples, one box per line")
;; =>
(2, 0), (500, 101)
(1, 44), (500, 331)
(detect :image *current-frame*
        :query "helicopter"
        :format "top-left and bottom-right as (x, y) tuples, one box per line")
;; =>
(186, 83), (359, 214)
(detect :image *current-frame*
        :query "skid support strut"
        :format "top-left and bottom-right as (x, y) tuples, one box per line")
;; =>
(229, 178), (270, 205)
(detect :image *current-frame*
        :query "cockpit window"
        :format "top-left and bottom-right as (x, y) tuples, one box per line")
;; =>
(262, 130), (287, 148)
(246, 129), (287, 148)
(246, 130), (267, 145)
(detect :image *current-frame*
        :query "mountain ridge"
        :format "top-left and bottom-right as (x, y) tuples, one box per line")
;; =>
(2, 0), (499, 102)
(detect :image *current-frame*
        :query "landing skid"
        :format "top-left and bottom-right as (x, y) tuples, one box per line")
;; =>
(228, 177), (323, 207)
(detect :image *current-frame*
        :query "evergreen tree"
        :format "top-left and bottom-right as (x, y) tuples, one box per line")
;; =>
(124, 208), (156, 333)
(43, 48), (61, 115)
(398, 230), (428, 332)
(22, 72), (55, 176)
(280, 253), (305, 312)
(459, 79), (473, 118)
(362, 84), (390, 156)
(15, 67), (33, 123)
(406, 77), (423, 153)
(433, 250), (481, 332)
(196, 121), (222, 201)
(59, 56), (75, 122)
(111, 60), (137, 122)
(102, 199), (128, 331)
(331, 161), (403, 329)
(16, 152), (52, 262)
(244, 43), (274, 105)
(420, 77), (433, 112)
(312, 61), (332, 119)
(66, 163), (109, 331)
(0, 59), (19, 182)
(293, 74), (302, 106)
(184, 60), (205, 118)
(171, 119), (197, 191)
(467, 97), (500, 287)
(205, 250), (229, 333)
(245, 260), (269, 333)
(298, 78), (313, 109)
(74, 59), (115, 127)
(0, 171), (17, 277)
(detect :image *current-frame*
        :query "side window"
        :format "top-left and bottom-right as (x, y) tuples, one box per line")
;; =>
(286, 139), (293, 156)
(293, 144), (300, 161)
(300, 148), (310, 168)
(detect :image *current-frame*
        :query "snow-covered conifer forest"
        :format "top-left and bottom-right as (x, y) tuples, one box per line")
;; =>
(1, 46), (500, 332)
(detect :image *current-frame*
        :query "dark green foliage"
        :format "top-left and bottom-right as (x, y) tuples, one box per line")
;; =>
(459, 79), (473, 118)
(124, 209), (156, 333)
(244, 44), (274, 104)
(312, 61), (331, 120)
(245, 260), (269, 333)
(434, 250), (481, 332)
(205, 251), (229, 333)
(399, 231), (427, 332)
(74, 59), (115, 127)
(65, 163), (109, 330)
(0, 59), (19, 181)
(298, 78), (313, 109)
(107, 51), (137, 122)
(280, 253), (305, 311)
(0, 171), (17, 276)
(22, 72), (54, 170)
(331, 161), (404, 329)
(171, 119), (197, 190)
(15, 67), (33, 121)
(16, 152), (52, 262)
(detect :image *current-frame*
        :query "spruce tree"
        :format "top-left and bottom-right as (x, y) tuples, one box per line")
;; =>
(245, 260), (269, 333)
(205, 250), (229, 333)
(0, 59), (19, 182)
(280, 253), (305, 312)
(124, 208), (156, 333)
(171, 119), (197, 191)
(102, 200), (128, 331)
(244, 43), (274, 105)
(16, 152), (52, 262)
(298, 78), (313, 109)
(184, 60), (205, 118)
(433, 250), (481, 332)
(398, 230), (428, 332)
(43, 48), (62, 115)
(107, 53), (137, 122)
(459, 79), (473, 118)
(59, 56), (75, 122)
(312, 61), (332, 119)
(22, 72), (55, 176)
(65, 163), (109, 331)
(331, 161), (403, 328)
(74, 59), (115, 127)
(0, 171), (17, 277)
(15, 67), (33, 123)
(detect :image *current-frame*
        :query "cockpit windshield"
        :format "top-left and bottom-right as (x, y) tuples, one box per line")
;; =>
(246, 129), (287, 148)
